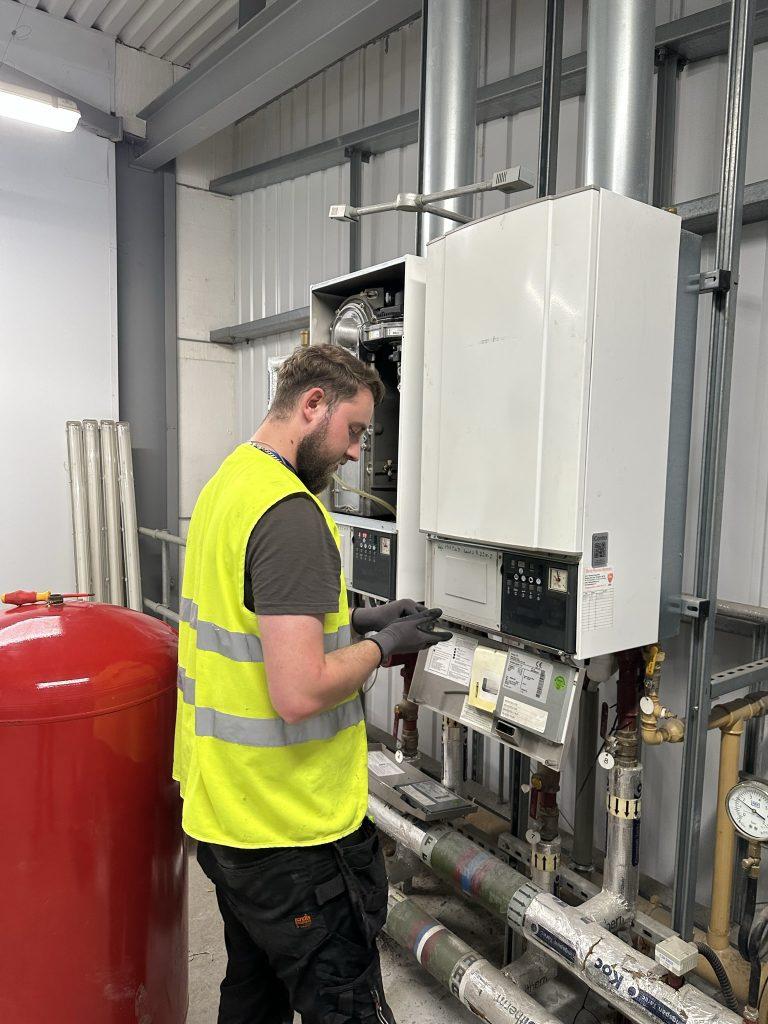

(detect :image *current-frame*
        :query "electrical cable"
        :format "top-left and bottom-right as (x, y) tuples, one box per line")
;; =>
(332, 473), (397, 517)
(695, 943), (739, 1012)
(739, 872), (759, 960)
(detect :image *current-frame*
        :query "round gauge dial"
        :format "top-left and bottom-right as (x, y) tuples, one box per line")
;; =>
(726, 780), (768, 841)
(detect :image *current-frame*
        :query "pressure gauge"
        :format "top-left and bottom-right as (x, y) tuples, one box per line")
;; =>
(726, 780), (768, 842)
(548, 567), (568, 594)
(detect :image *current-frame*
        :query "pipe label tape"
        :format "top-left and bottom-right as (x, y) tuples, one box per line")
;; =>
(607, 794), (641, 819)
(532, 850), (560, 872)
(527, 921), (577, 964)
(507, 881), (540, 930)
(418, 823), (451, 864)
(627, 988), (685, 1024)
(449, 952), (482, 999)
(457, 958), (538, 1024)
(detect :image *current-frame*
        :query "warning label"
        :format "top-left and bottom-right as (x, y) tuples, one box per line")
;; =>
(583, 567), (615, 631)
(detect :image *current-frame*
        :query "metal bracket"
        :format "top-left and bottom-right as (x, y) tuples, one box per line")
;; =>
(697, 269), (732, 293)
(344, 146), (371, 163)
(677, 595), (711, 621)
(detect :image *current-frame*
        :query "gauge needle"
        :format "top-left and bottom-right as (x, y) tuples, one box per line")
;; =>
(739, 797), (767, 822)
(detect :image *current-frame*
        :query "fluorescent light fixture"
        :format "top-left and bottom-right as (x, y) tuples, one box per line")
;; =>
(0, 82), (80, 132)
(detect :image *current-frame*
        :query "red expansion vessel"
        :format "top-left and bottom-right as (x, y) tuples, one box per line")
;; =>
(0, 600), (187, 1023)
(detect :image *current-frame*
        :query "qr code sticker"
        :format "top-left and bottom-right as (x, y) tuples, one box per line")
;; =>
(591, 532), (608, 568)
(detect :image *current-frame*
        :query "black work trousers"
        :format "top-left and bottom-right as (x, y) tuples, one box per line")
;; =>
(197, 817), (396, 1024)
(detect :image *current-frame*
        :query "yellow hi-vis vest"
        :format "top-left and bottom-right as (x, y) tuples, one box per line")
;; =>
(172, 442), (368, 848)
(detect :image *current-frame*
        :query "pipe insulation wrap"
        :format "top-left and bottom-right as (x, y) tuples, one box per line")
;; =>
(385, 888), (564, 1024)
(369, 797), (741, 1024)
(593, 762), (642, 929)
(520, 892), (738, 1024)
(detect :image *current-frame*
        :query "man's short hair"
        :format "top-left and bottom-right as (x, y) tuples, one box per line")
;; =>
(270, 343), (385, 418)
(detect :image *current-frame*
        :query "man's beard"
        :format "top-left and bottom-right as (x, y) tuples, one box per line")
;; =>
(296, 417), (338, 494)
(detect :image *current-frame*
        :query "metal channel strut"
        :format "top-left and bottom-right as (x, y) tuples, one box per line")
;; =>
(672, 0), (756, 941)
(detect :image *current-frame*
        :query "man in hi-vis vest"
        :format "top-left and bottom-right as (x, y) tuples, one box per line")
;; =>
(174, 343), (450, 1024)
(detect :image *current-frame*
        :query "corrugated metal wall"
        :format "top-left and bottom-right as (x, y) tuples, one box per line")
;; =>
(232, 0), (768, 902)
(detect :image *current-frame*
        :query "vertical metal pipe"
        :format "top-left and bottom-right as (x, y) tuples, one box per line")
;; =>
(117, 422), (143, 612)
(82, 420), (107, 602)
(66, 422), (91, 593)
(101, 421), (124, 606)
(672, 0), (756, 941)
(572, 687), (599, 872)
(583, 0), (656, 201)
(161, 540), (170, 609)
(537, 0), (564, 198)
(418, 0), (480, 252)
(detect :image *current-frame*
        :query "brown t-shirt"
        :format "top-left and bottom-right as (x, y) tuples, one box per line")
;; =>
(244, 494), (341, 615)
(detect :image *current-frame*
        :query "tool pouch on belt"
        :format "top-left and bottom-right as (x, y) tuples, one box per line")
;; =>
(315, 817), (388, 947)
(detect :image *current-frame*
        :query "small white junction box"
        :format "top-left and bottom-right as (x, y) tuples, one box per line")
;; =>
(420, 187), (682, 659)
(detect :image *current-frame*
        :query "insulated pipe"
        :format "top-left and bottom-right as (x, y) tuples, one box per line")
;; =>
(369, 797), (740, 1024)
(100, 420), (124, 606)
(385, 888), (564, 1024)
(66, 422), (91, 594)
(441, 720), (463, 792)
(82, 420), (106, 602)
(587, 762), (643, 931)
(583, 0), (655, 202)
(418, 0), (480, 251)
(116, 422), (142, 612)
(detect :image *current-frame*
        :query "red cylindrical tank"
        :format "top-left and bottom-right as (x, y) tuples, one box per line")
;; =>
(0, 600), (187, 1023)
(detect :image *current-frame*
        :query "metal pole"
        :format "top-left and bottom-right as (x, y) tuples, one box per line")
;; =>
(583, 0), (656, 202)
(418, 0), (480, 252)
(652, 46), (681, 208)
(347, 147), (363, 271)
(672, 0), (756, 941)
(537, 0), (564, 198)
(100, 420), (124, 606)
(82, 420), (107, 602)
(572, 686), (599, 872)
(116, 422), (143, 612)
(65, 421), (91, 594)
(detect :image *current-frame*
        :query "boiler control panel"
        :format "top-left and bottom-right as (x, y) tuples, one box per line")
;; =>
(500, 550), (577, 654)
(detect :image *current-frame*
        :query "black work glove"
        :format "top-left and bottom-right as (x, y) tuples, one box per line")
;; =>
(369, 608), (453, 664)
(352, 598), (426, 635)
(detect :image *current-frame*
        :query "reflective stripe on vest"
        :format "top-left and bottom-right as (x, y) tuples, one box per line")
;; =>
(195, 698), (363, 748)
(176, 667), (361, 746)
(179, 597), (350, 659)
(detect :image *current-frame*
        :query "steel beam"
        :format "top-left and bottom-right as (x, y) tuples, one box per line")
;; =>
(677, 177), (768, 233)
(672, 0), (756, 941)
(134, 0), (421, 171)
(211, 1), (768, 198)
(347, 148), (365, 272)
(210, 306), (310, 344)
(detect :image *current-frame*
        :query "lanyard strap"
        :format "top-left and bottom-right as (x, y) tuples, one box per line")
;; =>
(249, 441), (296, 475)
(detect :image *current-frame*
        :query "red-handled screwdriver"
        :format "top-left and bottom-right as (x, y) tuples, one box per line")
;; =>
(1, 590), (93, 606)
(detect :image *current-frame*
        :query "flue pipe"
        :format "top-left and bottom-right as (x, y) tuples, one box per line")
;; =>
(583, 0), (656, 202)
(100, 420), (124, 606)
(65, 421), (91, 593)
(370, 796), (740, 1024)
(385, 888), (564, 1024)
(418, 0), (480, 251)
(116, 422), (142, 612)
(82, 420), (106, 602)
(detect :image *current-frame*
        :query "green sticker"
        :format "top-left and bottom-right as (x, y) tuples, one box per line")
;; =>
(553, 675), (566, 691)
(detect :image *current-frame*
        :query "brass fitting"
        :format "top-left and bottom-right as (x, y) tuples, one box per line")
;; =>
(639, 646), (685, 746)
